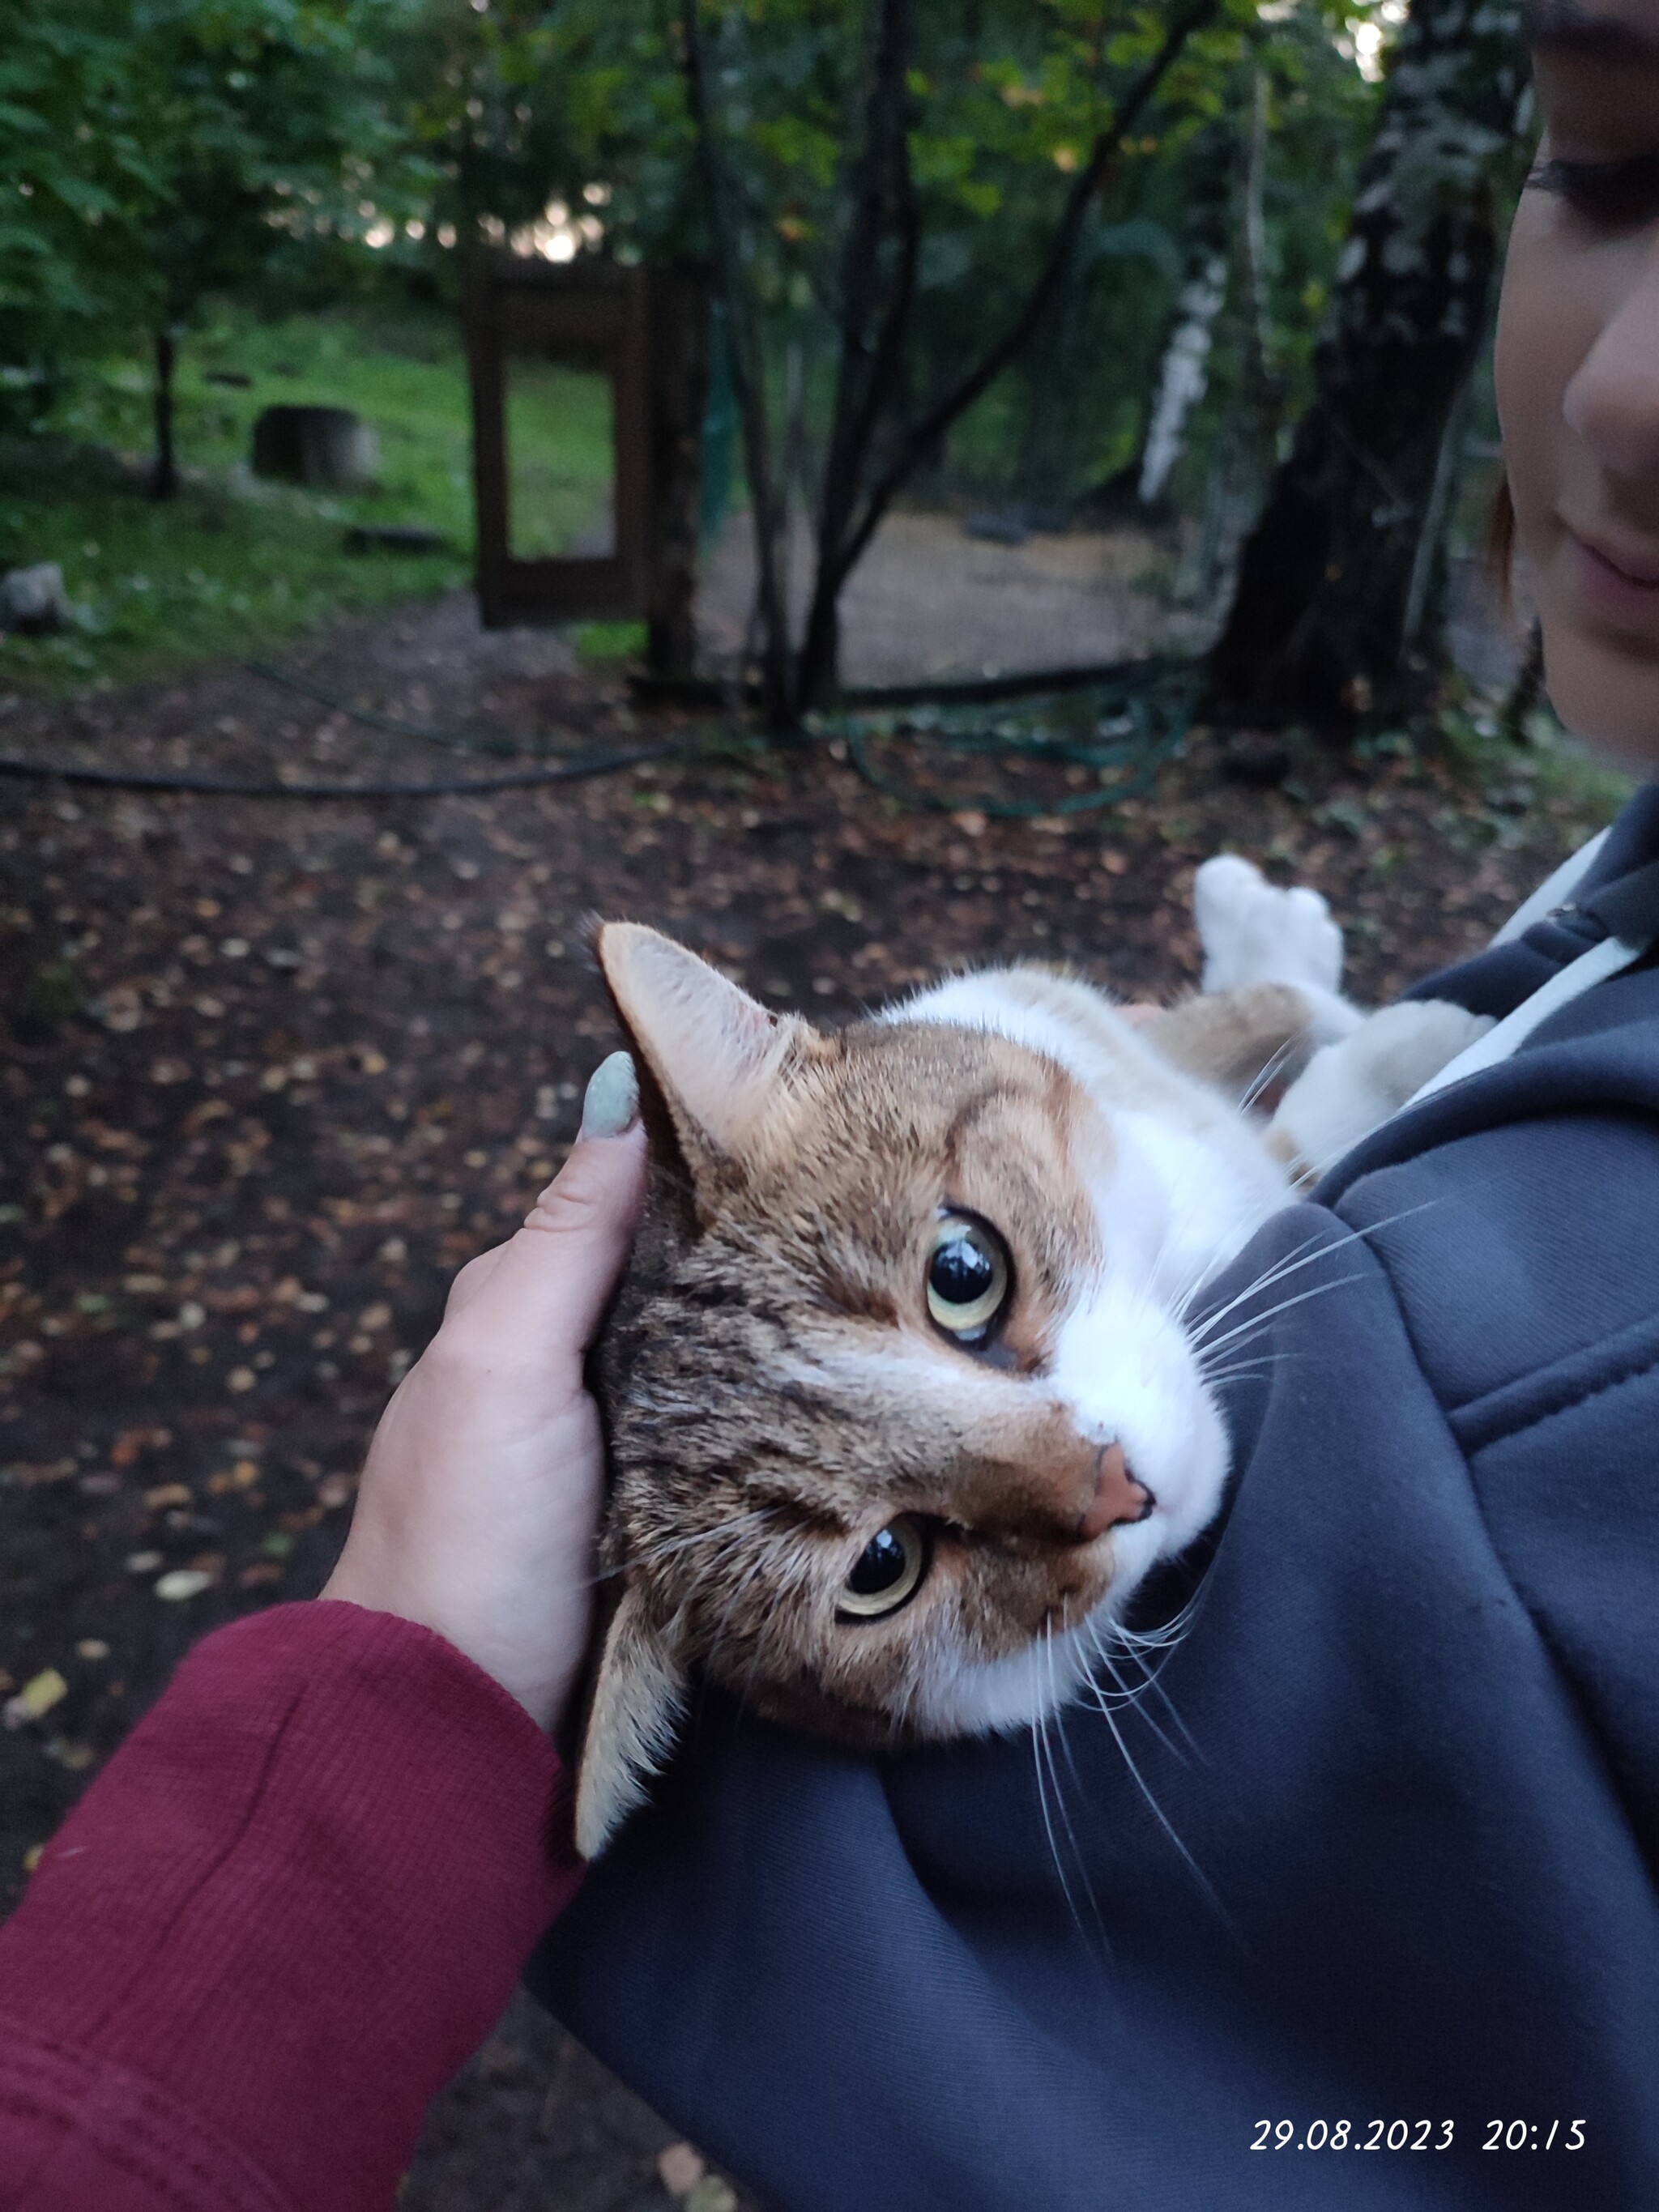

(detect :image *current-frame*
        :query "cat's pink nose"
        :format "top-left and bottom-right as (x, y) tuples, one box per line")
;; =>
(1078, 1443), (1153, 1541)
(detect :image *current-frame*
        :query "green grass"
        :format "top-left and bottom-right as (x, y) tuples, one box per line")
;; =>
(0, 298), (616, 690)
(1435, 689), (1637, 844)
(574, 618), (647, 663)
(504, 355), (616, 560)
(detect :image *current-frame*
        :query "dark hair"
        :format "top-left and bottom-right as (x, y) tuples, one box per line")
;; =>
(1487, 474), (1517, 611)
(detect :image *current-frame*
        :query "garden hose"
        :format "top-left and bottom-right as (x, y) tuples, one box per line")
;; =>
(0, 736), (686, 801)
(828, 667), (1197, 820)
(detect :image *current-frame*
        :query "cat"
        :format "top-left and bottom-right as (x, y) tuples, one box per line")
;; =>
(575, 857), (1490, 1858)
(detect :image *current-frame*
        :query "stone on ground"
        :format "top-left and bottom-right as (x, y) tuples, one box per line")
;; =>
(0, 562), (66, 635)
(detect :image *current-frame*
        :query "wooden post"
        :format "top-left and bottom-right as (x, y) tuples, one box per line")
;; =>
(645, 266), (710, 681)
(465, 256), (709, 663)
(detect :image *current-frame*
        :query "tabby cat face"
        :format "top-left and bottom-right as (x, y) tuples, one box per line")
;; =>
(578, 926), (1230, 1856)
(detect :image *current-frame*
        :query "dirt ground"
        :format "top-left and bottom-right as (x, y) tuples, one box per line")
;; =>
(0, 578), (1613, 2207)
(695, 509), (1215, 684)
(694, 506), (1518, 692)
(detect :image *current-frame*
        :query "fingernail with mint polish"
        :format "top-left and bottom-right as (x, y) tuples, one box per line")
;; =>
(579, 1050), (639, 1139)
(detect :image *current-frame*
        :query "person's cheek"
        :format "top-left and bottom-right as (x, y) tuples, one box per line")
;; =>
(1496, 199), (1659, 758)
(1495, 196), (1576, 585)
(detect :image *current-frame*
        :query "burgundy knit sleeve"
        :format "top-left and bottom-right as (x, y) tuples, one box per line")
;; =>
(0, 1601), (583, 2212)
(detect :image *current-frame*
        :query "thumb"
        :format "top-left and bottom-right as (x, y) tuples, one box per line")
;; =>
(446, 1053), (649, 1355)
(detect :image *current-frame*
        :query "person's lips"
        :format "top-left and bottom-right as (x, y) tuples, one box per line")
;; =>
(1564, 524), (1659, 633)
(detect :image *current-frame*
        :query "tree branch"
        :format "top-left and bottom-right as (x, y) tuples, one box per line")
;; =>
(830, 0), (1222, 593)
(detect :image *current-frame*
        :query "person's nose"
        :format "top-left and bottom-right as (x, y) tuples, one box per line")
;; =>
(1563, 239), (1659, 517)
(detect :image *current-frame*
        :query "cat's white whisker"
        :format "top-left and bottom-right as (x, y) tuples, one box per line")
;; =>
(1188, 1273), (1370, 1366)
(1183, 1199), (1442, 1352)
(1117, 1577), (1208, 1640)
(1196, 1348), (1296, 1374)
(1079, 1664), (1239, 1941)
(1194, 1352), (1311, 1391)
(1110, 1592), (1207, 1661)
(1032, 1630), (1110, 1957)
(1180, 1221), (1358, 1340)
(1238, 1033), (1302, 1113)
(1085, 1632), (1194, 1768)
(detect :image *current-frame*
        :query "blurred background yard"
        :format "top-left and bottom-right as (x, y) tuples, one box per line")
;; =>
(0, 0), (1623, 2202)
(2, 302), (618, 684)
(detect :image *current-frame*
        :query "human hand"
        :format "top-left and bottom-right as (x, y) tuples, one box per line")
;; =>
(321, 1052), (647, 1734)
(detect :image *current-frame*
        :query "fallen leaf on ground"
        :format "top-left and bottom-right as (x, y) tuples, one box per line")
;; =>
(3, 1669), (68, 1728)
(155, 1568), (215, 1602)
(657, 2144), (706, 2197)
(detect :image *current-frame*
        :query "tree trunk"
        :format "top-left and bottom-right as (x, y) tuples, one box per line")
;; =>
(1205, 0), (1529, 731)
(1139, 123), (1235, 507)
(795, 0), (918, 712)
(1139, 254), (1229, 507)
(1239, 66), (1275, 400)
(150, 328), (177, 501)
(680, 0), (797, 728)
(645, 266), (712, 682)
(1175, 72), (1285, 607)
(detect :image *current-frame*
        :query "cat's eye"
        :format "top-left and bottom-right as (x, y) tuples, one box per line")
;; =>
(926, 1213), (1011, 1342)
(837, 1515), (929, 1619)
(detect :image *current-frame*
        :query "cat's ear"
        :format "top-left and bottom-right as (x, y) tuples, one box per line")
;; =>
(595, 922), (808, 1165)
(574, 1585), (689, 1860)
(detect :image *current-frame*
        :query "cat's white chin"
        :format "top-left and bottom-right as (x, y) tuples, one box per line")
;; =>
(914, 1560), (1158, 1740)
(915, 1616), (1099, 1737)
(912, 1464), (1225, 1742)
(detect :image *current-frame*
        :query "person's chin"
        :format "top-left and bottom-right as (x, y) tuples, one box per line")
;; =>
(1538, 593), (1659, 771)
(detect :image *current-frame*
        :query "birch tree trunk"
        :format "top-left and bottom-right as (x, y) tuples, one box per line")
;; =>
(1138, 124), (1235, 509)
(1205, 0), (1529, 730)
(1139, 253), (1229, 506)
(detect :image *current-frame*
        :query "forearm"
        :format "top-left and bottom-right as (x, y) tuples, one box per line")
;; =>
(0, 1602), (582, 2212)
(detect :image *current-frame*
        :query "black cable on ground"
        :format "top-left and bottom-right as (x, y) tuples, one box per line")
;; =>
(0, 736), (686, 800)
(630, 651), (1175, 714)
(0, 656), (1197, 809)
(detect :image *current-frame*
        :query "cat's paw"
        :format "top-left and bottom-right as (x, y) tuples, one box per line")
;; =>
(1194, 855), (1345, 1001)
(1270, 999), (1496, 1174)
(1342, 999), (1496, 1104)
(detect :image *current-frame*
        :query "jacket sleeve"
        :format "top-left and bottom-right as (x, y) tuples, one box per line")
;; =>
(0, 1601), (582, 2212)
